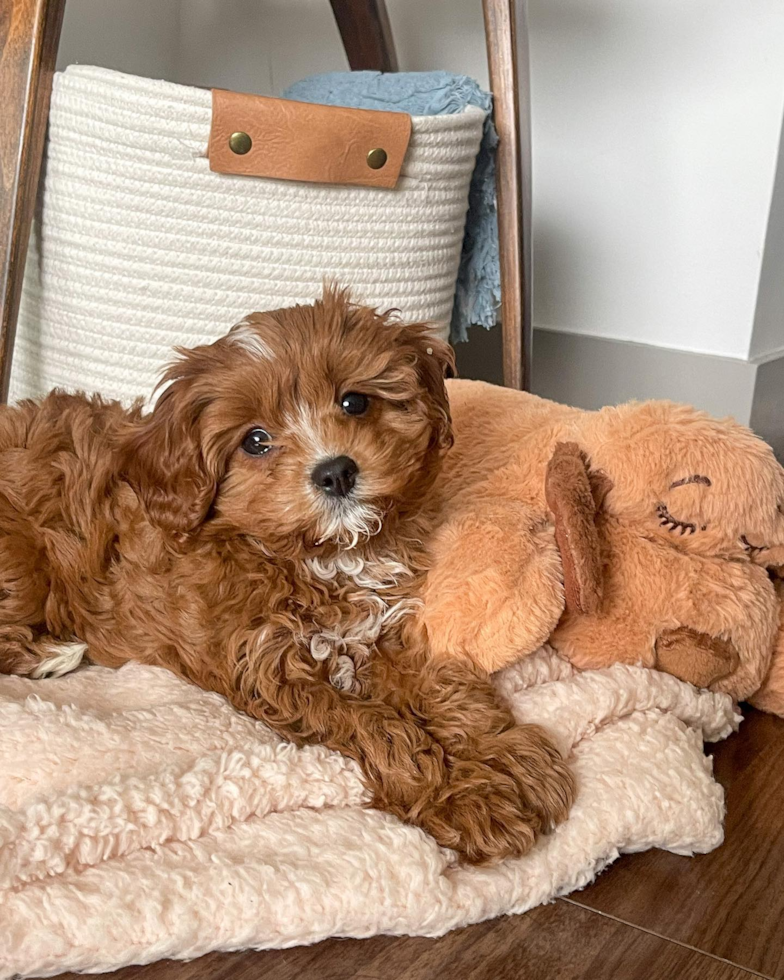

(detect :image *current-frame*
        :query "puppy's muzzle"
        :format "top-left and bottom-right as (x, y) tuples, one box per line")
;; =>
(312, 456), (359, 498)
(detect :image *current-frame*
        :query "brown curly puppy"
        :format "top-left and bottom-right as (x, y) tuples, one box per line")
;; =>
(0, 287), (573, 863)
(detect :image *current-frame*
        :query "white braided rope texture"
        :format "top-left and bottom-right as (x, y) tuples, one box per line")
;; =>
(12, 66), (484, 405)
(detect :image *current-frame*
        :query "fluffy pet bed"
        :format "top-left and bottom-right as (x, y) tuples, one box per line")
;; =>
(0, 648), (737, 978)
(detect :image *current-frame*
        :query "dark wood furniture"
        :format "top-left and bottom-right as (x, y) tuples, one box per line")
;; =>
(0, 0), (533, 399)
(328, 0), (398, 73)
(483, 0), (532, 391)
(0, 0), (67, 401)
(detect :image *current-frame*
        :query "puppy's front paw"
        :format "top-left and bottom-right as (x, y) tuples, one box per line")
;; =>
(417, 727), (574, 865)
(474, 725), (574, 831)
(415, 776), (537, 864)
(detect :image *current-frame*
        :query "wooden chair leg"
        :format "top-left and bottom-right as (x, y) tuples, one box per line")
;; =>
(0, 0), (66, 403)
(483, 0), (532, 390)
(330, 0), (398, 72)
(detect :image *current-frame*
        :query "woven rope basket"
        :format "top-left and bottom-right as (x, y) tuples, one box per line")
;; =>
(12, 65), (484, 405)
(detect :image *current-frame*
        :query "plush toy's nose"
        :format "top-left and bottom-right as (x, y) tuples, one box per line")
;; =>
(311, 456), (359, 498)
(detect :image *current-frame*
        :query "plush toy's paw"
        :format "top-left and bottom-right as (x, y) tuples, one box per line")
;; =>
(422, 502), (565, 672)
(417, 725), (574, 865)
(655, 627), (740, 688)
(545, 442), (607, 616)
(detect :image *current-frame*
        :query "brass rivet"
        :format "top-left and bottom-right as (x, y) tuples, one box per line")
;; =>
(366, 147), (388, 170)
(229, 131), (252, 155)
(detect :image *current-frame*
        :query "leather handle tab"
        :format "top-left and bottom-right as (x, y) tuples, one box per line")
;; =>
(209, 89), (411, 189)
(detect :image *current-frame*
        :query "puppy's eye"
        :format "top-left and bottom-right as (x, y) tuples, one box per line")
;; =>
(340, 392), (369, 416)
(241, 428), (273, 456)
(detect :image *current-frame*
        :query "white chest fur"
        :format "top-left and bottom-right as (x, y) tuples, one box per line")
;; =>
(304, 554), (420, 691)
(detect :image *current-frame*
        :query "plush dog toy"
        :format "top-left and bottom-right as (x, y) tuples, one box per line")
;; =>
(423, 380), (784, 713)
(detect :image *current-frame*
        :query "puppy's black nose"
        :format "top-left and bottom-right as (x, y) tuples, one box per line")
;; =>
(311, 456), (359, 498)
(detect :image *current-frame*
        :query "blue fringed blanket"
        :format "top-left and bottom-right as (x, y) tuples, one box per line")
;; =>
(283, 71), (500, 343)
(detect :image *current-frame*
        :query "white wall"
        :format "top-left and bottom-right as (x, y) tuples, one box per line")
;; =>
(750, 120), (784, 363)
(528, 0), (784, 360)
(173, 0), (491, 98)
(54, 0), (784, 363)
(173, 0), (346, 95)
(56, 0), (179, 80)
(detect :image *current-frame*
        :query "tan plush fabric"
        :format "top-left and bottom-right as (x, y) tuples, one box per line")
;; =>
(423, 381), (784, 710)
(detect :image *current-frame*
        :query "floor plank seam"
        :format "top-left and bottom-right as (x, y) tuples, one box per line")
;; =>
(559, 899), (775, 980)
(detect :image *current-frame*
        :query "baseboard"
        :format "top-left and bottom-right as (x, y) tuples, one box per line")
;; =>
(750, 354), (784, 460)
(531, 330), (758, 422)
(455, 325), (782, 453)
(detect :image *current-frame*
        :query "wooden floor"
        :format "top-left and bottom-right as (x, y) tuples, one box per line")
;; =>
(55, 707), (784, 980)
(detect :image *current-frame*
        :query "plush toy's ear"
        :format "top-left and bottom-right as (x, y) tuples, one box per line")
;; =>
(655, 627), (740, 688)
(545, 442), (608, 615)
(117, 373), (219, 535)
(589, 468), (614, 511)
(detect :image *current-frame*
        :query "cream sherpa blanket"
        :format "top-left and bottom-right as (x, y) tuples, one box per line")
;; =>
(0, 647), (739, 979)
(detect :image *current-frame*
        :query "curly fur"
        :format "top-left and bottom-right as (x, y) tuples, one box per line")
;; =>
(0, 288), (573, 864)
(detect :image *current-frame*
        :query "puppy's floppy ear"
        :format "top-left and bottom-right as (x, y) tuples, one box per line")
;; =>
(401, 324), (456, 452)
(117, 368), (219, 535)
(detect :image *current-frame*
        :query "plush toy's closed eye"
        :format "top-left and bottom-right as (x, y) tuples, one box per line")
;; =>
(656, 475), (713, 536)
(658, 475), (781, 558)
(669, 475), (712, 489)
(656, 503), (708, 535)
(657, 503), (699, 535)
